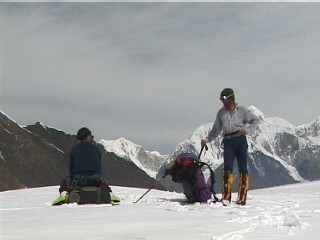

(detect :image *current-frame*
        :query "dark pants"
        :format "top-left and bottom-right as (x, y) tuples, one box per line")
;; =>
(223, 136), (248, 173)
(59, 174), (111, 193)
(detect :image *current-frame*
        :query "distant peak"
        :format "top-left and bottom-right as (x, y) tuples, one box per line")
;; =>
(298, 115), (320, 128)
(115, 137), (140, 147)
(117, 137), (132, 143)
(100, 137), (141, 151)
(248, 105), (265, 120)
(35, 121), (46, 128)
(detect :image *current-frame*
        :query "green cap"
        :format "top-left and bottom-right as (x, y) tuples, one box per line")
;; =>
(220, 88), (235, 101)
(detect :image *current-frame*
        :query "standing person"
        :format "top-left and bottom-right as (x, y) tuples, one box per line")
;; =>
(201, 88), (260, 206)
(54, 127), (120, 204)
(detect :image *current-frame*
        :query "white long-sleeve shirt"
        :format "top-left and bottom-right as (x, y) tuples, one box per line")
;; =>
(206, 104), (260, 142)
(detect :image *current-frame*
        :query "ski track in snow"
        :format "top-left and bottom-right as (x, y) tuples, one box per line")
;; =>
(1, 182), (320, 239)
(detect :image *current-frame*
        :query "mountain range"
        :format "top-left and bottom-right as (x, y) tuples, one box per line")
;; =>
(100, 106), (320, 193)
(157, 106), (320, 192)
(1, 107), (319, 193)
(0, 110), (161, 191)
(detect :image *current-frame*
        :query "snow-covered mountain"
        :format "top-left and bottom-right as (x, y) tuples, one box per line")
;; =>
(103, 106), (319, 192)
(100, 137), (167, 178)
(157, 106), (320, 192)
(297, 116), (320, 144)
(251, 107), (320, 181)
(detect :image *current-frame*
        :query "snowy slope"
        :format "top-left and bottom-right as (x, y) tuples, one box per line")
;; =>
(1, 181), (320, 239)
(250, 108), (305, 181)
(250, 109), (320, 181)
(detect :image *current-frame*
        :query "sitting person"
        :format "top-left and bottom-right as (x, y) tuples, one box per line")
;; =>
(55, 127), (120, 204)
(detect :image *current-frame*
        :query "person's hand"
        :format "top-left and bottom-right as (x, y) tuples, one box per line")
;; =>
(201, 139), (208, 147)
(239, 129), (248, 136)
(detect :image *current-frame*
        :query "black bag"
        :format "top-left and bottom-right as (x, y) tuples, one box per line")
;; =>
(68, 186), (111, 204)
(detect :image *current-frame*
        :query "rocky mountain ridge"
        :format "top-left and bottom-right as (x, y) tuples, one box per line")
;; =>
(0, 111), (161, 191)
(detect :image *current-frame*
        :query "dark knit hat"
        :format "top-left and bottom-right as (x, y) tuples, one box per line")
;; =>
(76, 127), (91, 141)
(220, 88), (235, 101)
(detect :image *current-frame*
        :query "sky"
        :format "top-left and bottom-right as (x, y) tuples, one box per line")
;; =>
(1, 182), (320, 239)
(1, 2), (320, 154)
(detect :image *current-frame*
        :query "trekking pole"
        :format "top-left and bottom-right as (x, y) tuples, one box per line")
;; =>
(133, 152), (175, 204)
(133, 182), (157, 203)
(133, 176), (166, 203)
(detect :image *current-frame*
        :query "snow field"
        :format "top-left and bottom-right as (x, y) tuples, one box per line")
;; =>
(1, 181), (320, 239)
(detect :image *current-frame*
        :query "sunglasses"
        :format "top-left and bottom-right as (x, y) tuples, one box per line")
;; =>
(220, 93), (234, 101)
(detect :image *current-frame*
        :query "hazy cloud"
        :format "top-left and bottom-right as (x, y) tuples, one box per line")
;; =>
(1, 3), (320, 153)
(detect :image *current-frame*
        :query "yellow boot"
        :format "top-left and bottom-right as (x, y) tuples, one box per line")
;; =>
(237, 172), (249, 205)
(221, 170), (233, 206)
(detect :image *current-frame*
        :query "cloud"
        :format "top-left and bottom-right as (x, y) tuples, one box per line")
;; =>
(1, 3), (320, 153)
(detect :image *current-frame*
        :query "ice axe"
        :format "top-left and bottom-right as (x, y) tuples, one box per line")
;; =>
(198, 144), (208, 159)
